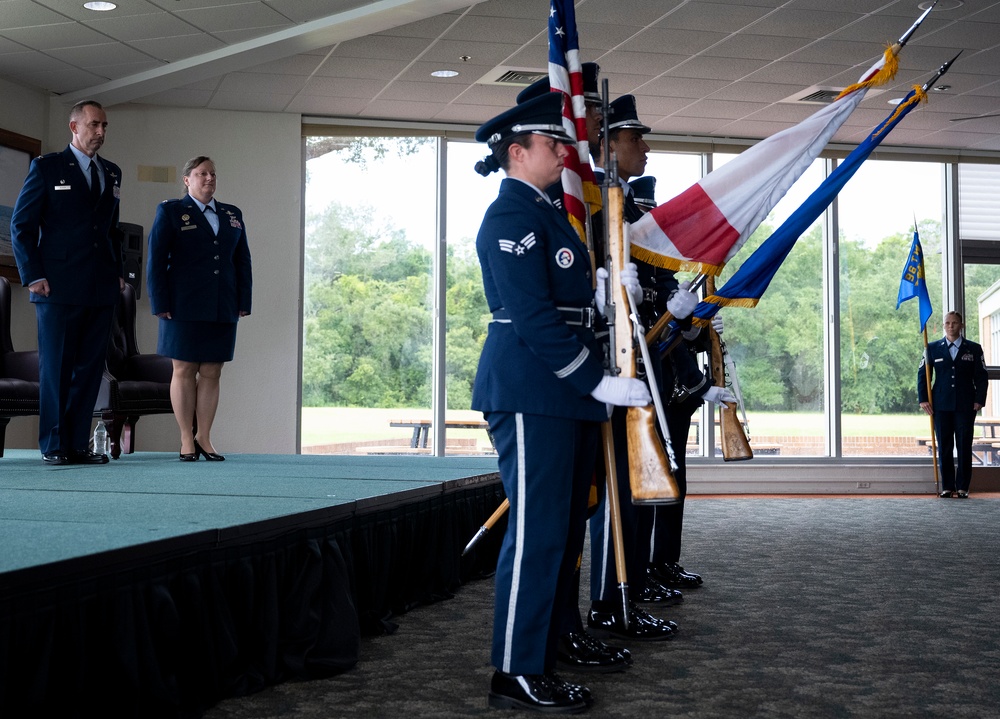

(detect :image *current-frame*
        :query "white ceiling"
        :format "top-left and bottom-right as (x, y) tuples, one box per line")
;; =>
(2, 0), (999, 152)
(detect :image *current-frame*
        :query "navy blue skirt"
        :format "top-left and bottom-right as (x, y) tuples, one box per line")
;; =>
(157, 318), (238, 363)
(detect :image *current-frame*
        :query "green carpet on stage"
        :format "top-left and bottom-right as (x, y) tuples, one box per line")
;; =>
(0, 450), (499, 572)
(205, 495), (1000, 719)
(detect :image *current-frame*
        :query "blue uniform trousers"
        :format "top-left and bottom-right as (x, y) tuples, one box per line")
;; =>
(935, 408), (977, 493)
(36, 303), (114, 454)
(650, 403), (695, 565)
(487, 411), (598, 675)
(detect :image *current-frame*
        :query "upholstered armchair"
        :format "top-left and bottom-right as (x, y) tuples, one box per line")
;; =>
(94, 283), (173, 459)
(0, 276), (40, 457)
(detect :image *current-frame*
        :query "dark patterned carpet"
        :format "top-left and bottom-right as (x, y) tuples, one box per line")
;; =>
(204, 495), (1000, 719)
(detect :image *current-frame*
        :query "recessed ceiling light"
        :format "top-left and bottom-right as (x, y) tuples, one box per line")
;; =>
(431, 70), (459, 78)
(84, 1), (117, 10)
(933, 85), (951, 92)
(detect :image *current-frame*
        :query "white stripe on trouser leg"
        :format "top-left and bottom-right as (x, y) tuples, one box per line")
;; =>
(502, 412), (527, 673)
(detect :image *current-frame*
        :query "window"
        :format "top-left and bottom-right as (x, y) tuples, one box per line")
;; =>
(301, 136), (437, 455)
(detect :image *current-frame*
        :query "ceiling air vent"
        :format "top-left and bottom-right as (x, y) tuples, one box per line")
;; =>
(781, 85), (846, 105)
(799, 88), (843, 103)
(477, 66), (548, 86)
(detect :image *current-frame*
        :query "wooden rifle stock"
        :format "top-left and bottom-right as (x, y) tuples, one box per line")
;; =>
(606, 185), (680, 503)
(705, 276), (753, 461)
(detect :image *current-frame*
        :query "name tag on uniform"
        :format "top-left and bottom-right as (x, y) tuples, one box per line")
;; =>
(54, 185), (71, 191)
(181, 225), (197, 231)
(933, 358), (943, 362)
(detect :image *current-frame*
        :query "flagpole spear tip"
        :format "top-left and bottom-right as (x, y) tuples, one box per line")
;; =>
(922, 50), (962, 90)
(897, 0), (937, 49)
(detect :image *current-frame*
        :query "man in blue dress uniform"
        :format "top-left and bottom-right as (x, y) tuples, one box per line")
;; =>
(10, 100), (124, 465)
(472, 92), (651, 713)
(919, 311), (989, 498)
(587, 96), (733, 641)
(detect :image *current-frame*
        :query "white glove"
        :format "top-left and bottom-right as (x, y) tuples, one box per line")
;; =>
(667, 280), (697, 320)
(703, 386), (737, 405)
(591, 376), (652, 408)
(595, 267), (608, 314)
(711, 314), (724, 336)
(595, 265), (643, 314)
(620, 262), (643, 307)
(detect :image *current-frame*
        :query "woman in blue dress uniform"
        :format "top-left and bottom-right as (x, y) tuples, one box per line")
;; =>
(146, 157), (252, 461)
(472, 93), (651, 713)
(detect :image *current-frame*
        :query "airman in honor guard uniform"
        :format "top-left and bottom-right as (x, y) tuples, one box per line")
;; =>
(472, 92), (651, 713)
(512, 64), (639, 677)
(624, 171), (726, 594)
(587, 96), (733, 643)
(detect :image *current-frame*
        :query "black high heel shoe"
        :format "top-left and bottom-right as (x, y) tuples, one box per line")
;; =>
(194, 439), (225, 462)
(179, 447), (198, 462)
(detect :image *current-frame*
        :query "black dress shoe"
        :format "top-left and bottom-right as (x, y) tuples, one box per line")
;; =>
(488, 670), (588, 713)
(71, 450), (109, 465)
(650, 561), (703, 588)
(194, 440), (225, 461)
(179, 449), (198, 462)
(957, 490), (969, 498)
(587, 602), (677, 641)
(42, 452), (70, 466)
(638, 574), (684, 605)
(556, 631), (631, 673)
(549, 672), (593, 706)
(939, 490), (954, 498)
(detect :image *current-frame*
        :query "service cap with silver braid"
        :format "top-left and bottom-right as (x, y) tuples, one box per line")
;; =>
(473, 93), (574, 176)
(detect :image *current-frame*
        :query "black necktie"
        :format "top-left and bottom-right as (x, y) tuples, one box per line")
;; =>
(89, 160), (101, 204)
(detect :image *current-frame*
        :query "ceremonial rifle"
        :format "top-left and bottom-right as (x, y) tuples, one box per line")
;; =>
(598, 80), (631, 624)
(705, 276), (753, 461)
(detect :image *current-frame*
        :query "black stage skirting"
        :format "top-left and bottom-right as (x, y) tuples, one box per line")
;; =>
(0, 452), (505, 718)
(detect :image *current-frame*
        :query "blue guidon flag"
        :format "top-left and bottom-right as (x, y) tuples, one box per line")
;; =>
(897, 227), (934, 332)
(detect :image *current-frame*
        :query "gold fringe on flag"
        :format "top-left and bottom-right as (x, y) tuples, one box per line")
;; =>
(873, 85), (928, 138)
(630, 244), (724, 277)
(583, 180), (603, 215)
(834, 44), (900, 101)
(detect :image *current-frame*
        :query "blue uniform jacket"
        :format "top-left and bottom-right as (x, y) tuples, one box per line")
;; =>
(918, 337), (988, 411)
(472, 178), (606, 421)
(146, 195), (253, 322)
(10, 146), (123, 306)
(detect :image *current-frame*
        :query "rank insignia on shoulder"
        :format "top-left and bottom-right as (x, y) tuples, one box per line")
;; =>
(498, 232), (536, 256)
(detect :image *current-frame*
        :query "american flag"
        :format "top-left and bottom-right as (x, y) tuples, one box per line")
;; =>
(548, 0), (598, 244)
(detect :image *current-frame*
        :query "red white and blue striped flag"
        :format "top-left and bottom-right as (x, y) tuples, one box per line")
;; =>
(630, 37), (917, 275)
(548, 0), (599, 243)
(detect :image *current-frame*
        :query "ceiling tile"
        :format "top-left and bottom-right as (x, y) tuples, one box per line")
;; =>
(81, 13), (201, 43)
(127, 34), (227, 63)
(0, 0), (66, 29)
(173, 3), (293, 34)
(1, 22), (109, 51)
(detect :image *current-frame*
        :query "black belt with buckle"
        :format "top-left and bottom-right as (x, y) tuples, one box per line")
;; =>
(492, 306), (596, 328)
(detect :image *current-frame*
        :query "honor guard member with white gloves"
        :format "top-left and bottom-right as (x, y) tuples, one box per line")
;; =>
(919, 311), (988, 498)
(586, 96), (699, 642)
(471, 93), (650, 714)
(623, 174), (734, 594)
(512, 64), (636, 677)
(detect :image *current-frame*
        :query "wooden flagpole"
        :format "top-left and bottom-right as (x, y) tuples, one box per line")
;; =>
(922, 328), (939, 493)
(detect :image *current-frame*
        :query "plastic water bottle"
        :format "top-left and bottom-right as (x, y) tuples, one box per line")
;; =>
(93, 420), (110, 456)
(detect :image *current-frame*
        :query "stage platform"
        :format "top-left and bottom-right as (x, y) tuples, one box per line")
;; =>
(0, 450), (504, 718)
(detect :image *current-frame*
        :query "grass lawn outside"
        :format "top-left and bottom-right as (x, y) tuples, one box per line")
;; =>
(301, 407), (935, 446)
